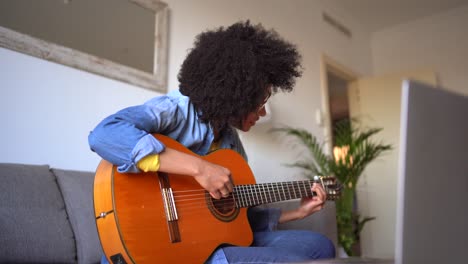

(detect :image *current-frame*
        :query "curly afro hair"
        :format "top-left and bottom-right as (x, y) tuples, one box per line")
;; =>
(178, 20), (302, 131)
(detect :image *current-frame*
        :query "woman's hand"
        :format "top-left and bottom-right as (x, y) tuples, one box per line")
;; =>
(157, 147), (233, 200)
(278, 183), (327, 224)
(297, 183), (327, 217)
(192, 159), (233, 200)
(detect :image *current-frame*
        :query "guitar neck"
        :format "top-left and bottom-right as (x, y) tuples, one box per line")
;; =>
(233, 180), (316, 208)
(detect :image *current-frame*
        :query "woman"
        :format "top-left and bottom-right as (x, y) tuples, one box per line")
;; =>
(89, 20), (335, 263)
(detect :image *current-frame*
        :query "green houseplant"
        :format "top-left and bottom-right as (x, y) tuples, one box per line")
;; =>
(273, 119), (392, 256)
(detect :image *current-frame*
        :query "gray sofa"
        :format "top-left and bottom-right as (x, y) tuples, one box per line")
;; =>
(0, 163), (102, 264)
(0, 162), (339, 264)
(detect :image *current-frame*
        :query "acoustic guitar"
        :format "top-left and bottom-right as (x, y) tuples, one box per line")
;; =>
(94, 134), (340, 264)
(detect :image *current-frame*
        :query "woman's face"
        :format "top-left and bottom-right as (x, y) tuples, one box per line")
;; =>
(238, 86), (272, 132)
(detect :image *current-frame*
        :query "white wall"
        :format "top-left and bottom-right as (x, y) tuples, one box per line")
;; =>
(0, 48), (161, 171)
(371, 4), (468, 95)
(0, 0), (373, 180)
(164, 0), (373, 183)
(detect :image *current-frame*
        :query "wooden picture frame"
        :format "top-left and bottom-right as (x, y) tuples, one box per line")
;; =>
(0, 0), (169, 93)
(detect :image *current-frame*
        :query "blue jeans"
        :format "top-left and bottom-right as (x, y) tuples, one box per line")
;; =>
(206, 230), (335, 263)
(101, 230), (335, 263)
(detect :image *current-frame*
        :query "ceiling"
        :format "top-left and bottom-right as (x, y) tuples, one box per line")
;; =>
(329, 0), (468, 32)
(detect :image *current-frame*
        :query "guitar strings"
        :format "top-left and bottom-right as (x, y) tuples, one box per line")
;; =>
(171, 181), (321, 194)
(170, 181), (326, 202)
(167, 181), (329, 212)
(171, 181), (322, 199)
(152, 182), (337, 217)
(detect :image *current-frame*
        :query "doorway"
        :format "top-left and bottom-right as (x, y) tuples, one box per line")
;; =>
(319, 54), (358, 154)
(327, 71), (351, 145)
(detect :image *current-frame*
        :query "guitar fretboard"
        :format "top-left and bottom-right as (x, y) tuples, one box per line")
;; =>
(233, 180), (315, 208)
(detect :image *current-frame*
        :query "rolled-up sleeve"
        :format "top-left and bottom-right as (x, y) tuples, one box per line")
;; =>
(88, 97), (180, 173)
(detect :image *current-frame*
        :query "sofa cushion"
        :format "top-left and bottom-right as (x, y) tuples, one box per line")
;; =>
(0, 163), (76, 263)
(54, 168), (102, 264)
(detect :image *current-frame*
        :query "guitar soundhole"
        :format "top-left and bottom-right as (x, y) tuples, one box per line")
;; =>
(206, 192), (239, 222)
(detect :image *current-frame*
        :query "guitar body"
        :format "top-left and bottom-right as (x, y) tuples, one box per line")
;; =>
(94, 135), (255, 264)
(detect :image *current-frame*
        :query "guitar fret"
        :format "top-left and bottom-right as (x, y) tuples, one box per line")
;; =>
(290, 182), (295, 199)
(271, 183), (278, 202)
(266, 183), (270, 203)
(235, 186), (239, 207)
(302, 181), (308, 196)
(257, 184), (262, 204)
(267, 183), (272, 203)
(294, 182), (299, 198)
(253, 187), (260, 204)
(270, 183), (274, 203)
(253, 185), (258, 205)
(308, 181), (313, 197)
(252, 185), (257, 206)
(251, 185), (257, 205)
(232, 188), (238, 208)
(257, 185), (262, 204)
(292, 182), (297, 199)
(243, 185), (249, 207)
(261, 184), (268, 204)
(259, 184), (268, 203)
(280, 182), (286, 200)
(298, 182), (302, 197)
(250, 185), (257, 206)
(244, 185), (249, 206)
(297, 181), (303, 198)
(273, 183), (278, 202)
(307, 181), (314, 197)
(301, 181), (306, 197)
(240, 185), (245, 207)
(244, 185), (249, 207)
(284, 182), (289, 200)
(293, 182), (297, 198)
(235, 186), (241, 207)
(267, 184), (271, 203)
(239, 185), (246, 207)
(295, 182), (299, 197)
(297, 181), (302, 197)
(247, 185), (252, 206)
(275, 183), (280, 202)
(301, 181), (307, 197)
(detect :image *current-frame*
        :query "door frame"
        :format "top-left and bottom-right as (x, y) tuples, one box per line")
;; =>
(319, 54), (359, 154)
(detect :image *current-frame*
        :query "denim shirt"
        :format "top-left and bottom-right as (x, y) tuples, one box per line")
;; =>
(88, 90), (281, 232)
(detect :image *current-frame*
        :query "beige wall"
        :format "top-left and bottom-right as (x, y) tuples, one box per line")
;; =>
(371, 4), (468, 95)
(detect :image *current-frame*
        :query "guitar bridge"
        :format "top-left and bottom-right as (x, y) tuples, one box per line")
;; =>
(159, 172), (181, 243)
(162, 187), (178, 221)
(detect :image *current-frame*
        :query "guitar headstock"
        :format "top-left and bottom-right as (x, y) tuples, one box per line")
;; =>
(313, 175), (342, 201)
